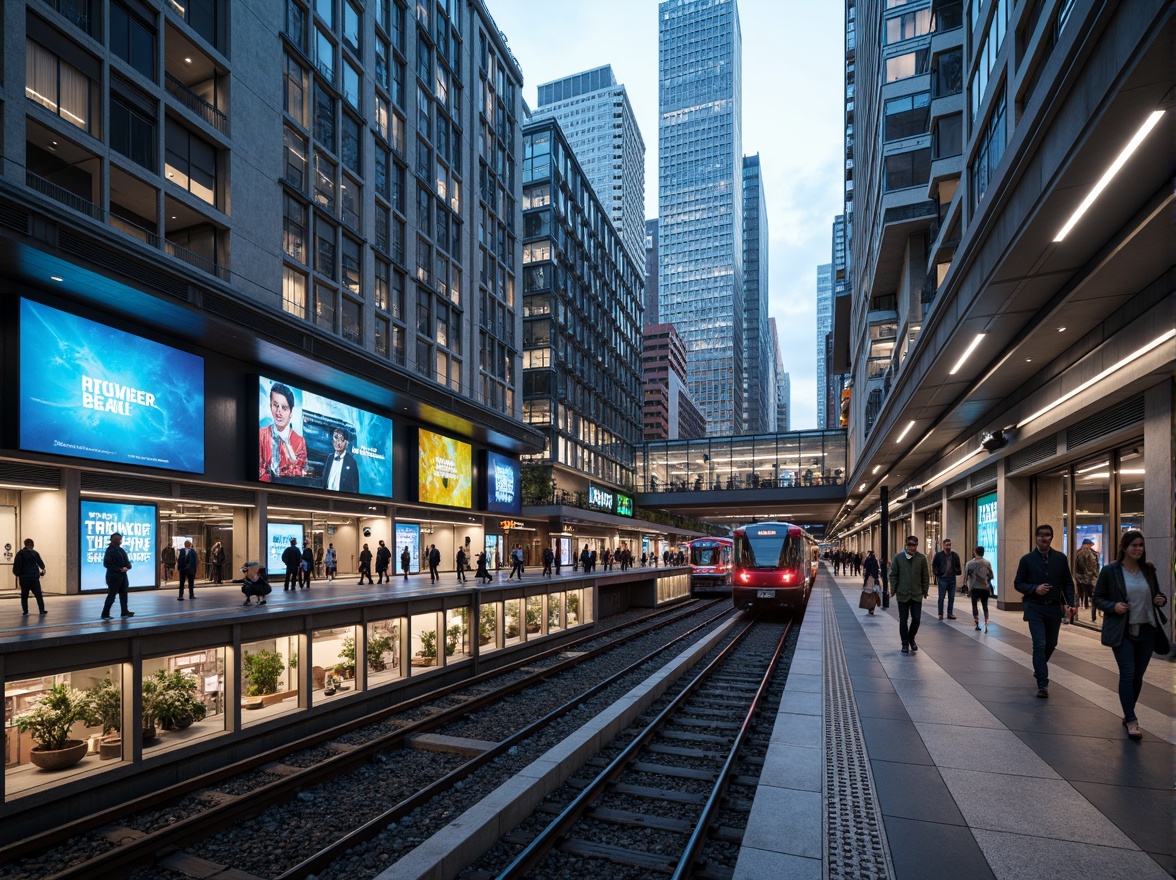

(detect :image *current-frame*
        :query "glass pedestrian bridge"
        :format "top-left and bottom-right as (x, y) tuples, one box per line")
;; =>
(639, 430), (848, 493)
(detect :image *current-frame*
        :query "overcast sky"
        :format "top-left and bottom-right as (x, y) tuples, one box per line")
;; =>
(485, 0), (845, 430)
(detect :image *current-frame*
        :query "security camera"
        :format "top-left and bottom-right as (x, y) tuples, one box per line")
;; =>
(363, 526), (371, 537)
(981, 429), (1009, 452)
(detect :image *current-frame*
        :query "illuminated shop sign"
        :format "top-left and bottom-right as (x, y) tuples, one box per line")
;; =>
(257, 376), (393, 497)
(21, 299), (205, 473)
(483, 451), (521, 514)
(976, 491), (998, 594)
(394, 523), (421, 573)
(616, 493), (633, 517)
(80, 501), (157, 592)
(588, 484), (615, 512)
(267, 523), (305, 574)
(418, 429), (472, 508)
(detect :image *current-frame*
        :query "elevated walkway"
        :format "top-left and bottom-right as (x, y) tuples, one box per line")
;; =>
(737, 563), (1174, 879)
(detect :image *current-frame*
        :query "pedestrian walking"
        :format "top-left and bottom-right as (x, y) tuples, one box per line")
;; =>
(324, 543), (338, 580)
(932, 539), (962, 620)
(889, 536), (930, 653)
(100, 532), (134, 619)
(300, 541), (314, 588)
(1013, 524), (1075, 698)
(210, 541), (226, 584)
(542, 546), (554, 578)
(12, 538), (47, 615)
(475, 551), (492, 583)
(358, 543), (374, 584)
(427, 544), (441, 583)
(456, 546), (468, 582)
(177, 539), (198, 600)
(965, 546), (994, 632)
(1075, 538), (1100, 621)
(861, 549), (881, 616)
(1092, 530), (1168, 740)
(161, 544), (176, 583)
(375, 540), (391, 584)
(282, 538), (301, 591)
(400, 545), (411, 580)
(509, 544), (525, 580)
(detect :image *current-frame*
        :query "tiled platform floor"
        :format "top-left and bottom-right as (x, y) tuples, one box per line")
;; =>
(737, 564), (1174, 880)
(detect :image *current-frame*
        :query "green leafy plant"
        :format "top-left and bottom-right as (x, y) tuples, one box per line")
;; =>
(445, 624), (462, 656)
(243, 649), (286, 697)
(366, 634), (395, 671)
(146, 669), (207, 729)
(85, 677), (122, 737)
(14, 684), (89, 751)
(478, 605), (496, 645)
(417, 630), (438, 660)
(336, 638), (357, 679)
(525, 598), (542, 633)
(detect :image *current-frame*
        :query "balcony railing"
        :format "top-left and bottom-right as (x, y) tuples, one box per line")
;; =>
(165, 239), (230, 282)
(165, 72), (228, 136)
(26, 171), (103, 221)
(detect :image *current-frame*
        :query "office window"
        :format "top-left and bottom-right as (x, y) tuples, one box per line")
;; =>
(884, 92), (930, 141)
(165, 121), (217, 204)
(341, 295), (361, 343)
(341, 175), (360, 228)
(392, 113), (406, 156)
(315, 0), (334, 27)
(111, 2), (156, 80)
(343, 60), (360, 109)
(392, 56), (405, 108)
(314, 84), (336, 152)
(285, 54), (308, 126)
(283, 266), (308, 318)
(283, 194), (307, 262)
(341, 113), (361, 171)
(933, 48), (962, 97)
(26, 39), (94, 133)
(110, 92), (157, 170)
(374, 258), (389, 309)
(884, 148), (931, 191)
(417, 84), (431, 141)
(375, 95), (390, 141)
(884, 8), (931, 43)
(417, 184), (432, 235)
(375, 314), (390, 357)
(342, 1), (361, 52)
(314, 284), (336, 331)
(375, 146), (389, 199)
(314, 151), (336, 210)
(970, 85), (1006, 208)
(932, 113), (962, 159)
(392, 160), (406, 212)
(284, 125), (309, 190)
(315, 27), (335, 82)
(884, 49), (927, 83)
(285, 0), (308, 52)
(316, 218), (336, 279)
(375, 37), (389, 90)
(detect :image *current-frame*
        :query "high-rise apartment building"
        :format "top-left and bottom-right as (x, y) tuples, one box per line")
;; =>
(644, 219), (659, 325)
(771, 318), (787, 431)
(815, 263), (833, 428)
(642, 323), (706, 441)
(742, 154), (772, 435)
(533, 65), (646, 269)
(520, 118), (643, 488)
(658, 0), (744, 436)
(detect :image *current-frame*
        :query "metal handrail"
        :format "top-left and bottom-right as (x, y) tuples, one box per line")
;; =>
(164, 72), (228, 135)
(25, 171), (103, 221)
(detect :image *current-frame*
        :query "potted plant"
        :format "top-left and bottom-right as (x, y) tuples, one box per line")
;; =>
(336, 639), (358, 680)
(366, 634), (394, 671)
(242, 649), (286, 697)
(147, 669), (207, 731)
(85, 677), (123, 759)
(14, 684), (90, 770)
(479, 605), (496, 646)
(414, 630), (438, 667)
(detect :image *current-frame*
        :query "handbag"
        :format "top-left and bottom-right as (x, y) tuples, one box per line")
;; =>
(1153, 604), (1170, 656)
(858, 589), (877, 610)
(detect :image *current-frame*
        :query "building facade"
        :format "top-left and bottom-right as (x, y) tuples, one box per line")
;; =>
(644, 218), (659, 325)
(657, 0), (744, 436)
(815, 262), (833, 428)
(520, 117), (643, 489)
(643, 323), (705, 441)
(772, 318), (789, 431)
(533, 65), (646, 271)
(741, 154), (772, 435)
(835, 0), (1174, 619)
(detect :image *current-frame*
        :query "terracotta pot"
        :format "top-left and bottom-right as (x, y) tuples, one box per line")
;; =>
(173, 715), (195, 730)
(29, 740), (88, 771)
(99, 737), (122, 760)
(142, 724), (157, 742)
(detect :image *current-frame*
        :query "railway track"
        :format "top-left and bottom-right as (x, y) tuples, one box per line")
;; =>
(467, 615), (793, 880)
(0, 601), (729, 880)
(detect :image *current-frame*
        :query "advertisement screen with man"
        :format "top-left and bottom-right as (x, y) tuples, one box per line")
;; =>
(80, 501), (157, 592)
(257, 376), (393, 497)
(20, 299), (205, 473)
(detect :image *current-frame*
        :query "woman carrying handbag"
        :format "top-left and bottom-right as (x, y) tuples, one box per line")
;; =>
(1092, 530), (1168, 740)
(859, 550), (882, 616)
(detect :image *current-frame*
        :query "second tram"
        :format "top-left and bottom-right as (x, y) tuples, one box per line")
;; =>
(688, 537), (733, 595)
(732, 521), (816, 612)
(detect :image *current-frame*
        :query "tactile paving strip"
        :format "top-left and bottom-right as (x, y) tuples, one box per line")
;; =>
(823, 590), (894, 880)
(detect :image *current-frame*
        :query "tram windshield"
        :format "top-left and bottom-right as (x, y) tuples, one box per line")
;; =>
(735, 529), (804, 569)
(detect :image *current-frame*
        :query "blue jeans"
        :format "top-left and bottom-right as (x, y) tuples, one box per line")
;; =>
(1111, 626), (1154, 722)
(937, 577), (956, 617)
(1024, 603), (1062, 689)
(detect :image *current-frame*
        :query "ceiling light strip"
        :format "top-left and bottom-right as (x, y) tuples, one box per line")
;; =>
(895, 420), (916, 443)
(949, 333), (986, 375)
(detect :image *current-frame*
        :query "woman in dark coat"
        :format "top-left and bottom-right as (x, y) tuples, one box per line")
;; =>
(475, 551), (492, 584)
(1092, 530), (1167, 740)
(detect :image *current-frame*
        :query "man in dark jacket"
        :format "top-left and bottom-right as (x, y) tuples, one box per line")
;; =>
(177, 539), (199, 600)
(300, 542), (315, 588)
(101, 533), (134, 619)
(358, 543), (374, 584)
(428, 544), (441, 583)
(321, 427), (361, 492)
(375, 540), (392, 584)
(400, 546), (411, 580)
(932, 539), (962, 620)
(890, 537), (930, 653)
(1014, 524), (1075, 698)
(13, 538), (47, 615)
(282, 538), (302, 591)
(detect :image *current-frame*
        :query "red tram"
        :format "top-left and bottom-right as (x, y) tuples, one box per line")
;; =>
(688, 537), (733, 595)
(732, 521), (816, 612)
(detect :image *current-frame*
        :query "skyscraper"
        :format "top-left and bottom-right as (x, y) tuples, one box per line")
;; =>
(644, 219), (659, 325)
(742, 154), (772, 435)
(816, 263), (833, 428)
(771, 318), (787, 431)
(658, 0), (744, 436)
(533, 65), (646, 269)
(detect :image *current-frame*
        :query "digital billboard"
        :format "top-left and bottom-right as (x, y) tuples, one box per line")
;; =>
(616, 493), (633, 517)
(394, 523), (421, 573)
(418, 429), (472, 507)
(267, 523), (304, 574)
(80, 501), (157, 592)
(20, 299), (205, 473)
(976, 492), (998, 594)
(483, 451), (521, 514)
(258, 376), (393, 497)
(587, 484), (615, 513)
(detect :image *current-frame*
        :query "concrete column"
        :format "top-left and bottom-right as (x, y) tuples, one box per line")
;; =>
(998, 461), (1031, 610)
(247, 492), (268, 568)
(1035, 473), (1065, 551)
(1143, 381), (1173, 605)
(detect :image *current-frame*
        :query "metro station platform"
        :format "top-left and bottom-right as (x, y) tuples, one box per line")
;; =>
(736, 564), (1175, 880)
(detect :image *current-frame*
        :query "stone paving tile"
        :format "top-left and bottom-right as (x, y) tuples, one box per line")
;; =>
(972, 829), (1170, 880)
(884, 816), (996, 880)
(913, 723), (1061, 779)
(742, 786), (821, 859)
(732, 847), (820, 880)
(870, 760), (966, 825)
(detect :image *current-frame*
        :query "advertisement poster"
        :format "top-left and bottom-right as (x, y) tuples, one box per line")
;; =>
(21, 298), (205, 473)
(587, 484), (615, 513)
(485, 534), (500, 569)
(257, 376), (393, 496)
(394, 523), (421, 573)
(483, 451), (521, 514)
(418, 429), (472, 507)
(267, 523), (305, 574)
(616, 493), (633, 517)
(80, 501), (157, 592)
(975, 492), (998, 594)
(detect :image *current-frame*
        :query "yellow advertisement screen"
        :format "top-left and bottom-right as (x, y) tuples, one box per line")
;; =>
(418, 429), (472, 507)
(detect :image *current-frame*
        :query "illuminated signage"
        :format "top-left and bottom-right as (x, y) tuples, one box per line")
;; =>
(483, 451), (521, 514)
(267, 523), (305, 574)
(394, 523), (421, 573)
(616, 493), (633, 517)
(80, 501), (157, 592)
(500, 520), (524, 530)
(976, 492), (998, 594)
(258, 376), (393, 496)
(588, 484), (614, 512)
(418, 429), (472, 508)
(21, 299), (205, 473)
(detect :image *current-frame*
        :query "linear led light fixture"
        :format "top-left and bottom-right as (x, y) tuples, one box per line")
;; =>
(1054, 110), (1166, 242)
(895, 420), (916, 443)
(949, 333), (986, 375)
(1017, 329), (1176, 427)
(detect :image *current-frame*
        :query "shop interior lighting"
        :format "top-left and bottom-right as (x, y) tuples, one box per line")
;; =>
(1017, 329), (1176, 427)
(1053, 110), (1166, 242)
(895, 420), (916, 443)
(872, 465), (882, 474)
(949, 333), (985, 375)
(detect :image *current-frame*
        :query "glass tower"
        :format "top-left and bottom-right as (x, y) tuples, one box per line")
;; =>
(742, 154), (771, 435)
(816, 262), (833, 428)
(658, 0), (744, 436)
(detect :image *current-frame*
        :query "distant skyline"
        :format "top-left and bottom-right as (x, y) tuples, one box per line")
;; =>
(487, 0), (845, 429)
